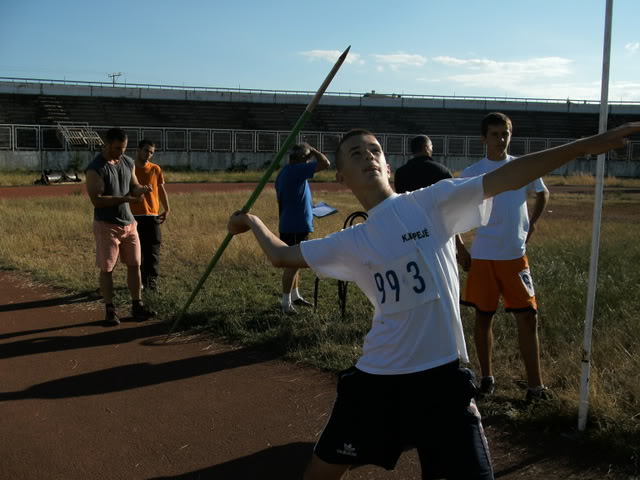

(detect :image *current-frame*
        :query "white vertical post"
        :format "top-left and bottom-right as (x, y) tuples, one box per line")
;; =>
(578, 0), (614, 432)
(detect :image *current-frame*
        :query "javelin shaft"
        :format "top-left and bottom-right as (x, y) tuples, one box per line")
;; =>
(166, 111), (310, 337)
(166, 47), (350, 339)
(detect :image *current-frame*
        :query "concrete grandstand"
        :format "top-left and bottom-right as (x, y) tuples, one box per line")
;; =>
(1, 77), (639, 175)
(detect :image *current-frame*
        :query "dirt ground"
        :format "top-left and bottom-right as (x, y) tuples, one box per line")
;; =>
(0, 182), (634, 479)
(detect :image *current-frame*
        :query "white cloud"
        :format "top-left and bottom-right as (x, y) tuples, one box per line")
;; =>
(371, 53), (427, 69)
(300, 50), (363, 65)
(625, 42), (640, 54)
(433, 56), (572, 79)
(426, 55), (574, 97)
(414, 54), (640, 101)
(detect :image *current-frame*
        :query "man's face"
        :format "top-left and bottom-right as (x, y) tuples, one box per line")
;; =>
(426, 140), (433, 157)
(482, 123), (511, 157)
(336, 134), (390, 190)
(106, 139), (128, 161)
(138, 145), (156, 163)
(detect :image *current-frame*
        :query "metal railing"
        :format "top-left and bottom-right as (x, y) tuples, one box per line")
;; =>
(2, 76), (640, 106)
(1, 123), (638, 160)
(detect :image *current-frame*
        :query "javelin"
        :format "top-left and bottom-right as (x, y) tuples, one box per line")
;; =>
(165, 46), (351, 342)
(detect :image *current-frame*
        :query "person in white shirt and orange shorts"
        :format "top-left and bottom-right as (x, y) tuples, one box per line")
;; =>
(459, 112), (549, 402)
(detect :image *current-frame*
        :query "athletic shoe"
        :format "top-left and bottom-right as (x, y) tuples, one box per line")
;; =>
(478, 376), (496, 397)
(105, 308), (121, 326)
(292, 297), (313, 307)
(132, 302), (157, 321)
(281, 303), (298, 315)
(525, 385), (550, 403)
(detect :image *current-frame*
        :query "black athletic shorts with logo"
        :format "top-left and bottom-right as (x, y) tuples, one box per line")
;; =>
(314, 361), (494, 479)
(279, 232), (309, 246)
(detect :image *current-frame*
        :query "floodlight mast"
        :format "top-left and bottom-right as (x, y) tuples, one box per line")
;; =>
(108, 72), (123, 87)
(165, 46), (351, 342)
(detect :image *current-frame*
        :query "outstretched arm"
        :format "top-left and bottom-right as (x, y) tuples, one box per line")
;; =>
(228, 211), (309, 268)
(483, 123), (640, 199)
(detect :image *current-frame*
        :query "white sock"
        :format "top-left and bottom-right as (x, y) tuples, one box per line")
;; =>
(291, 288), (302, 301)
(282, 293), (292, 306)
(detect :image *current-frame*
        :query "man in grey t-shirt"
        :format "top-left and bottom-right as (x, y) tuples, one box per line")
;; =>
(86, 128), (157, 325)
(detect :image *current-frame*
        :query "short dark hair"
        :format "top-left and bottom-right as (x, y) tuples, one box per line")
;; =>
(481, 112), (512, 137)
(289, 143), (310, 163)
(105, 128), (127, 143)
(410, 135), (432, 155)
(335, 129), (375, 171)
(138, 139), (156, 150)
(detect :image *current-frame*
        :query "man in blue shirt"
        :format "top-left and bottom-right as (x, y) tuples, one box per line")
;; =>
(275, 143), (330, 314)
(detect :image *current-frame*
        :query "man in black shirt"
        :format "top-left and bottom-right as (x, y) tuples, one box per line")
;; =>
(394, 135), (452, 193)
(394, 135), (471, 271)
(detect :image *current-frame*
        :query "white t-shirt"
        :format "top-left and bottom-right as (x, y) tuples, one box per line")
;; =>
(461, 156), (546, 261)
(300, 176), (492, 375)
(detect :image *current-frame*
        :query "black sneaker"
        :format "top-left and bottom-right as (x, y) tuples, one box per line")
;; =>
(525, 385), (550, 403)
(292, 297), (313, 307)
(132, 302), (157, 321)
(478, 376), (496, 398)
(105, 308), (121, 326)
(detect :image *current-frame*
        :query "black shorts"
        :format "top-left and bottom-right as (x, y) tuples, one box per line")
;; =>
(314, 361), (494, 479)
(279, 232), (309, 246)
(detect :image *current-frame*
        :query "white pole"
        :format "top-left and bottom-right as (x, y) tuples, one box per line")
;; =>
(578, 0), (614, 432)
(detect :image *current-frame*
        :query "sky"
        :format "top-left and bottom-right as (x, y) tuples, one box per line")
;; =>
(1, 0), (639, 101)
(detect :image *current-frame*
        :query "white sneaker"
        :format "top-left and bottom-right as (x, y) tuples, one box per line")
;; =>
(281, 303), (298, 315)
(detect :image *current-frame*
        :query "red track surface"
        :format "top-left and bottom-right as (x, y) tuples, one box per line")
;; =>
(0, 182), (350, 199)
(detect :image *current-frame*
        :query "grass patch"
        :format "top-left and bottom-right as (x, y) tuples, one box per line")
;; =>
(1, 188), (639, 474)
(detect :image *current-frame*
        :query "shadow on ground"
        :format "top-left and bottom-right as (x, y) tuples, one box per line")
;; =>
(150, 442), (314, 480)
(0, 345), (274, 402)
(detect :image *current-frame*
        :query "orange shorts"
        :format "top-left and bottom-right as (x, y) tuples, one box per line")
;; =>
(461, 256), (537, 314)
(93, 220), (141, 272)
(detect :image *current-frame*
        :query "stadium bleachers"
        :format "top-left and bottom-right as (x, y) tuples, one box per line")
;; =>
(1, 92), (635, 139)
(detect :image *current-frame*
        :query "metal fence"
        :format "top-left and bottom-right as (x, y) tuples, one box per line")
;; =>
(1, 124), (639, 160)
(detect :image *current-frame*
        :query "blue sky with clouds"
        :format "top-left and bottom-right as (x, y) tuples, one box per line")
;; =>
(1, 0), (639, 100)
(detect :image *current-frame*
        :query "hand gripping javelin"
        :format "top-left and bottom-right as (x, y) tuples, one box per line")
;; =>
(165, 46), (351, 342)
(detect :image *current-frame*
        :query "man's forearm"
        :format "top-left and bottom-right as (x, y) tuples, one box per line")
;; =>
(246, 215), (293, 267)
(91, 195), (132, 208)
(130, 184), (148, 196)
(484, 142), (582, 198)
(159, 187), (170, 212)
(312, 149), (331, 171)
(529, 190), (549, 225)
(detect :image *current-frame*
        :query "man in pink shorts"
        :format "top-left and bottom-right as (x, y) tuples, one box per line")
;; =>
(86, 128), (157, 325)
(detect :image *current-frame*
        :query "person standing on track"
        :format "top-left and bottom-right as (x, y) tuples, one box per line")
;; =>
(130, 139), (170, 292)
(86, 128), (157, 325)
(274, 142), (330, 314)
(458, 112), (550, 402)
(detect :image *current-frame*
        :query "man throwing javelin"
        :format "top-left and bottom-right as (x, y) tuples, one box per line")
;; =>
(228, 123), (639, 479)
